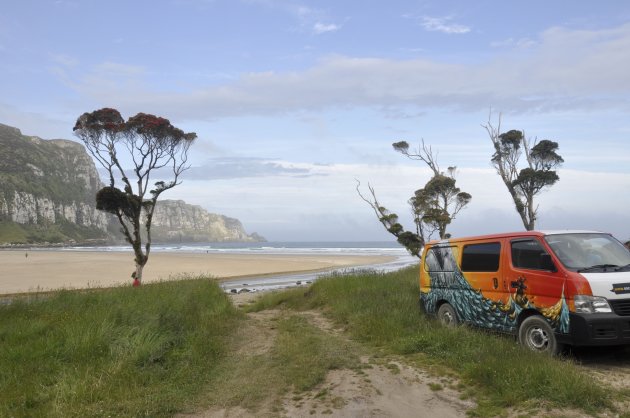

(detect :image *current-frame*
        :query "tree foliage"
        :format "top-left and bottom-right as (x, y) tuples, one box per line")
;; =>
(483, 113), (563, 230)
(358, 140), (471, 258)
(74, 108), (196, 282)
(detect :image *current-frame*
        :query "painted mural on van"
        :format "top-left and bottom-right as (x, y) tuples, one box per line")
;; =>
(420, 231), (630, 354)
(420, 242), (570, 334)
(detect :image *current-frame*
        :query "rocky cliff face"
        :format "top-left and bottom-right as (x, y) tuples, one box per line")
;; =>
(151, 200), (264, 243)
(0, 123), (110, 243)
(0, 123), (264, 244)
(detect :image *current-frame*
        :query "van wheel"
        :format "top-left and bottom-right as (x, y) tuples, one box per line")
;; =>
(518, 316), (561, 355)
(437, 303), (458, 327)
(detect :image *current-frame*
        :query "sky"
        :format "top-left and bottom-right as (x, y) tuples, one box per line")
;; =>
(1, 0), (630, 242)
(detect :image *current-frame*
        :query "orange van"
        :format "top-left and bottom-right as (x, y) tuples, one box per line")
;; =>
(419, 230), (630, 354)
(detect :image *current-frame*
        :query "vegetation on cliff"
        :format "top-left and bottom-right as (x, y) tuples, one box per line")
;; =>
(0, 123), (109, 244)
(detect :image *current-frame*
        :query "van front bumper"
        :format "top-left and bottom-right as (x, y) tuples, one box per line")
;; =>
(558, 313), (630, 346)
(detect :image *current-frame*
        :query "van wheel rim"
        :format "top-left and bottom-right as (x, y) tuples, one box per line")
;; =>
(527, 326), (549, 350)
(442, 311), (453, 324)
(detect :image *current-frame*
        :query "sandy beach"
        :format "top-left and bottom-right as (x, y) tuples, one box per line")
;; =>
(0, 250), (395, 295)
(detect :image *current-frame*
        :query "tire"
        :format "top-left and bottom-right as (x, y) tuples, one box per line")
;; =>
(437, 303), (458, 327)
(518, 315), (562, 355)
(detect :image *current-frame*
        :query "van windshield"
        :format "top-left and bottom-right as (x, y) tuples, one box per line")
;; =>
(544, 233), (630, 272)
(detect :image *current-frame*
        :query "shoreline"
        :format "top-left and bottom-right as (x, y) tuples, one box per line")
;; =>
(0, 250), (397, 295)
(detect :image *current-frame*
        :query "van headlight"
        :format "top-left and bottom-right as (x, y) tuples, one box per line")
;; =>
(573, 295), (612, 313)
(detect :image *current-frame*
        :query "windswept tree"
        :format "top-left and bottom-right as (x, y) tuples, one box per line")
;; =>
(73, 108), (196, 284)
(483, 114), (563, 231)
(357, 140), (471, 257)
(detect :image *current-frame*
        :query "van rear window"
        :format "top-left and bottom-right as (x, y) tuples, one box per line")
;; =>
(424, 246), (457, 272)
(461, 242), (501, 272)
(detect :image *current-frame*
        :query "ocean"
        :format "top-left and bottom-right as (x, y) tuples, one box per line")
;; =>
(60, 241), (409, 255)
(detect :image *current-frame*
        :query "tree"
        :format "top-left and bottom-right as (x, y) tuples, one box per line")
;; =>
(483, 113), (563, 231)
(357, 140), (471, 257)
(73, 108), (196, 284)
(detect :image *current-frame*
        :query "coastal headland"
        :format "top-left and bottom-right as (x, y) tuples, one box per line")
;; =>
(0, 250), (395, 295)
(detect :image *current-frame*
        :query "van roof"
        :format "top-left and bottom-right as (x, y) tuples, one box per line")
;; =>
(427, 230), (604, 246)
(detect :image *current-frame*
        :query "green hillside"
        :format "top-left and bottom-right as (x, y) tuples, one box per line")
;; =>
(0, 123), (110, 244)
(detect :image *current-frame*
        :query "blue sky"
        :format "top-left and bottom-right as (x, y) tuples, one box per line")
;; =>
(1, 0), (630, 241)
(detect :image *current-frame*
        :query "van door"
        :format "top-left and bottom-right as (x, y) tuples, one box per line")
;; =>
(509, 238), (568, 333)
(460, 240), (504, 304)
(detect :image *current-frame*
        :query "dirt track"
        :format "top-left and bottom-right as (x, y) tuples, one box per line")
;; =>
(186, 292), (630, 418)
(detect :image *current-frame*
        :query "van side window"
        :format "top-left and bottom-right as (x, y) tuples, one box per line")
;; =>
(461, 242), (500, 272)
(511, 239), (550, 270)
(424, 246), (457, 272)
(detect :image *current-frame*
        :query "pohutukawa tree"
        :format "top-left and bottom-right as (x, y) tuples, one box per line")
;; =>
(483, 114), (563, 231)
(73, 108), (196, 284)
(357, 140), (471, 258)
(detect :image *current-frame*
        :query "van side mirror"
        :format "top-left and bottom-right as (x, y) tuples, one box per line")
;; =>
(540, 253), (557, 272)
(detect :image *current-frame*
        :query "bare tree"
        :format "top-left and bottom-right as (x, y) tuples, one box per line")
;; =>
(356, 181), (425, 258)
(357, 140), (471, 257)
(483, 113), (563, 230)
(73, 108), (196, 284)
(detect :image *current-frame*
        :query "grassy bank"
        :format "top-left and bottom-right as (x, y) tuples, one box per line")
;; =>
(0, 277), (242, 417)
(249, 266), (616, 416)
(2, 268), (621, 417)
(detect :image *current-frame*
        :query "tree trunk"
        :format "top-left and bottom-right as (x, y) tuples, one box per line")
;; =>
(132, 248), (148, 284)
(504, 184), (529, 231)
(525, 195), (536, 231)
(135, 263), (144, 284)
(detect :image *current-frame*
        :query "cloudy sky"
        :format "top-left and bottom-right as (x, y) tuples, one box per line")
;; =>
(2, 0), (630, 241)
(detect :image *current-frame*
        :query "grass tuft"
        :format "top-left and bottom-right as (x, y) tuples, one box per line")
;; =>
(0, 276), (242, 418)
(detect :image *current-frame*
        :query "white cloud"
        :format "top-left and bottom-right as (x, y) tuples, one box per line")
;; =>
(49, 53), (79, 67)
(490, 37), (537, 49)
(313, 22), (340, 34)
(295, 5), (313, 17)
(243, 0), (338, 35)
(53, 23), (630, 121)
(185, 157), (318, 180)
(170, 161), (630, 241)
(420, 16), (470, 34)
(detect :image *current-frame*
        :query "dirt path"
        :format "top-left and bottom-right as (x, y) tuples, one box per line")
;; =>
(186, 293), (630, 418)
(279, 311), (473, 417)
(186, 293), (473, 417)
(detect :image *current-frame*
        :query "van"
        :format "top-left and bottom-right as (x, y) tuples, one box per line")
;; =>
(419, 230), (630, 354)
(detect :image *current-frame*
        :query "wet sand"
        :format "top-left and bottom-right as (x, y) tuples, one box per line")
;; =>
(0, 250), (395, 295)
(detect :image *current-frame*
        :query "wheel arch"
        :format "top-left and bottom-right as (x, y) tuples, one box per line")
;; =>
(435, 299), (451, 313)
(517, 308), (546, 330)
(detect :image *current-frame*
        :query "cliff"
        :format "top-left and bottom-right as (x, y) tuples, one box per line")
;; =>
(0, 123), (110, 244)
(0, 123), (264, 245)
(151, 200), (265, 243)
